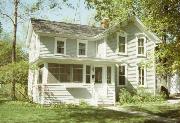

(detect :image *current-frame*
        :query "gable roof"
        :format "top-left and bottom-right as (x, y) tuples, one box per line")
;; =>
(26, 16), (160, 47)
(31, 18), (105, 37)
(94, 16), (161, 43)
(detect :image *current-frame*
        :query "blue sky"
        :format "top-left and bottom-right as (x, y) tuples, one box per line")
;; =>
(0, 0), (96, 42)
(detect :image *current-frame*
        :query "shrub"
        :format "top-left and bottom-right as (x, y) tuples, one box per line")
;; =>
(119, 88), (134, 105)
(119, 87), (165, 105)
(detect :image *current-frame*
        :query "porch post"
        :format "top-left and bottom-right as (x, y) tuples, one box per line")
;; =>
(43, 63), (48, 84)
(41, 62), (48, 104)
(111, 65), (115, 84)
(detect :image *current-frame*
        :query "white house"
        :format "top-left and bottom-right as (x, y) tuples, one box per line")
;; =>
(26, 16), (160, 105)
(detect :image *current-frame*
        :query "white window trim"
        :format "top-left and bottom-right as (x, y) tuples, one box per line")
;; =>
(117, 64), (128, 87)
(77, 40), (88, 57)
(54, 37), (66, 55)
(116, 32), (128, 55)
(136, 65), (146, 87)
(136, 33), (146, 57)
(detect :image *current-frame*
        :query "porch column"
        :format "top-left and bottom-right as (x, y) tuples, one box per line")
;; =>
(103, 66), (107, 84)
(111, 65), (115, 84)
(43, 63), (48, 84)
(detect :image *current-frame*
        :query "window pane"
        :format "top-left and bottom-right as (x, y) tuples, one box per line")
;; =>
(119, 66), (125, 75)
(57, 41), (64, 54)
(119, 76), (125, 85)
(138, 67), (144, 85)
(79, 49), (85, 55)
(119, 36), (126, 53)
(119, 36), (125, 45)
(79, 43), (86, 55)
(73, 64), (83, 82)
(119, 65), (125, 85)
(107, 66), (111, 84)
(86, 65), (90, 74)
(138, 39), (145, 55)
(86, 75), (90, 83)
(95, 67), (102, 83)
(138, 39), (144, 46)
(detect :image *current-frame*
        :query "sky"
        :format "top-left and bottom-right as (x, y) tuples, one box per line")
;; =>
(0, 0), (96, 43)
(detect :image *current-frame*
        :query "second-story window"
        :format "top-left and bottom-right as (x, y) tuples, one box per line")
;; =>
(119, 36), (126, 53)
(78, 40), (87, 56)
(57, 41), (64, 54)
(55, 38), (66, 55)
(117, 32), (127, 54)
(138, 38), (145, 55)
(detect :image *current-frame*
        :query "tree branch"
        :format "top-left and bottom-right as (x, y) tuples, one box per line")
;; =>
(0, 10), (14, 24)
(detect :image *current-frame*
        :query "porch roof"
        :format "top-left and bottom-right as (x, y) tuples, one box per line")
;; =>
(37, 56), (122, 65)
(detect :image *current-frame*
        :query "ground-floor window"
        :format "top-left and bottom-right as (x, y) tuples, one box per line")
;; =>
(107, 66), (111, 84)
(48, 63), (83, 83)
(138, 66), (145, 85)
(119, 65), (126, 85)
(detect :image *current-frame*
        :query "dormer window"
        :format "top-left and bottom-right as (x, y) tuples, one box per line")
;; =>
(117, 32), (127, 55)
(77, 40), (87, 56)
(55, 38), (66, 55)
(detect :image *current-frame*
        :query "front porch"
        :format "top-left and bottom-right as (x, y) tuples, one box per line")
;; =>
(32, 58), (119, 105)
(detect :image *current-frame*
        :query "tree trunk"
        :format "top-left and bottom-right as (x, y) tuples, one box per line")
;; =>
(11, 0), (18, 100)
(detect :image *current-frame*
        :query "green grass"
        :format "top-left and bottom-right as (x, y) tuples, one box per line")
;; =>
(0, 100), (180, 123)
(0, 100), (149, 123)
(122, 102), (180, 119)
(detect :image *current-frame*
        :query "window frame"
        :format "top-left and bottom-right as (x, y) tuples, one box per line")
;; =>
(54, 37), (66, 55)
(77, 40), (88, 57)
(136, 33), (146, 57)
(137, 65), (146, 86)
(116, 32), (127, 55)
(118, 64), (127, 86)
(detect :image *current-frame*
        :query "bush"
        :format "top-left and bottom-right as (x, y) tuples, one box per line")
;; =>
(119, 87), (165, 105)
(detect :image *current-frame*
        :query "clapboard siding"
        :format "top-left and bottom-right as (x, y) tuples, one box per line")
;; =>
(40, 36), (54, 56)
(39, 36), (96, 58)
(35, 84), (115, 105)
(66, 38), (77, 56)
(106, 23), (156, 93)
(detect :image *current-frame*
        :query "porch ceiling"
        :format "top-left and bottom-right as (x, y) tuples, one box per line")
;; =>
(37, 56), (122, 65)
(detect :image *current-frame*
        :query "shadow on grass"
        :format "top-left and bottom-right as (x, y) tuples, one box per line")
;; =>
(53, 107), (164, 123)
(124, 104), (180, 120)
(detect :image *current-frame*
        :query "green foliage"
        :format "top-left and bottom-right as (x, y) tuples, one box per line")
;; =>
(0, 40), (27, 66)
(0, 83), (28, 101)
(119, 88), (165, 105)
(0, 60), (29, 85)
(155, 43), (180, 77)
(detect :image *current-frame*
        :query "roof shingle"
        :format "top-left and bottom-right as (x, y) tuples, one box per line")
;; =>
(31, 18), (105, 37)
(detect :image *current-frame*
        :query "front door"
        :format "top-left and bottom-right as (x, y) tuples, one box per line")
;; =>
(94, 66), (107, 97)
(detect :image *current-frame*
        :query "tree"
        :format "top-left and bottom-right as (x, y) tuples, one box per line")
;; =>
(0, 0), (71, 100)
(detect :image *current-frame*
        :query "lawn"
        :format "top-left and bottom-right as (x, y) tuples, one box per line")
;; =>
(122, 102), (180, 119)
(0, 100), (179, 123)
